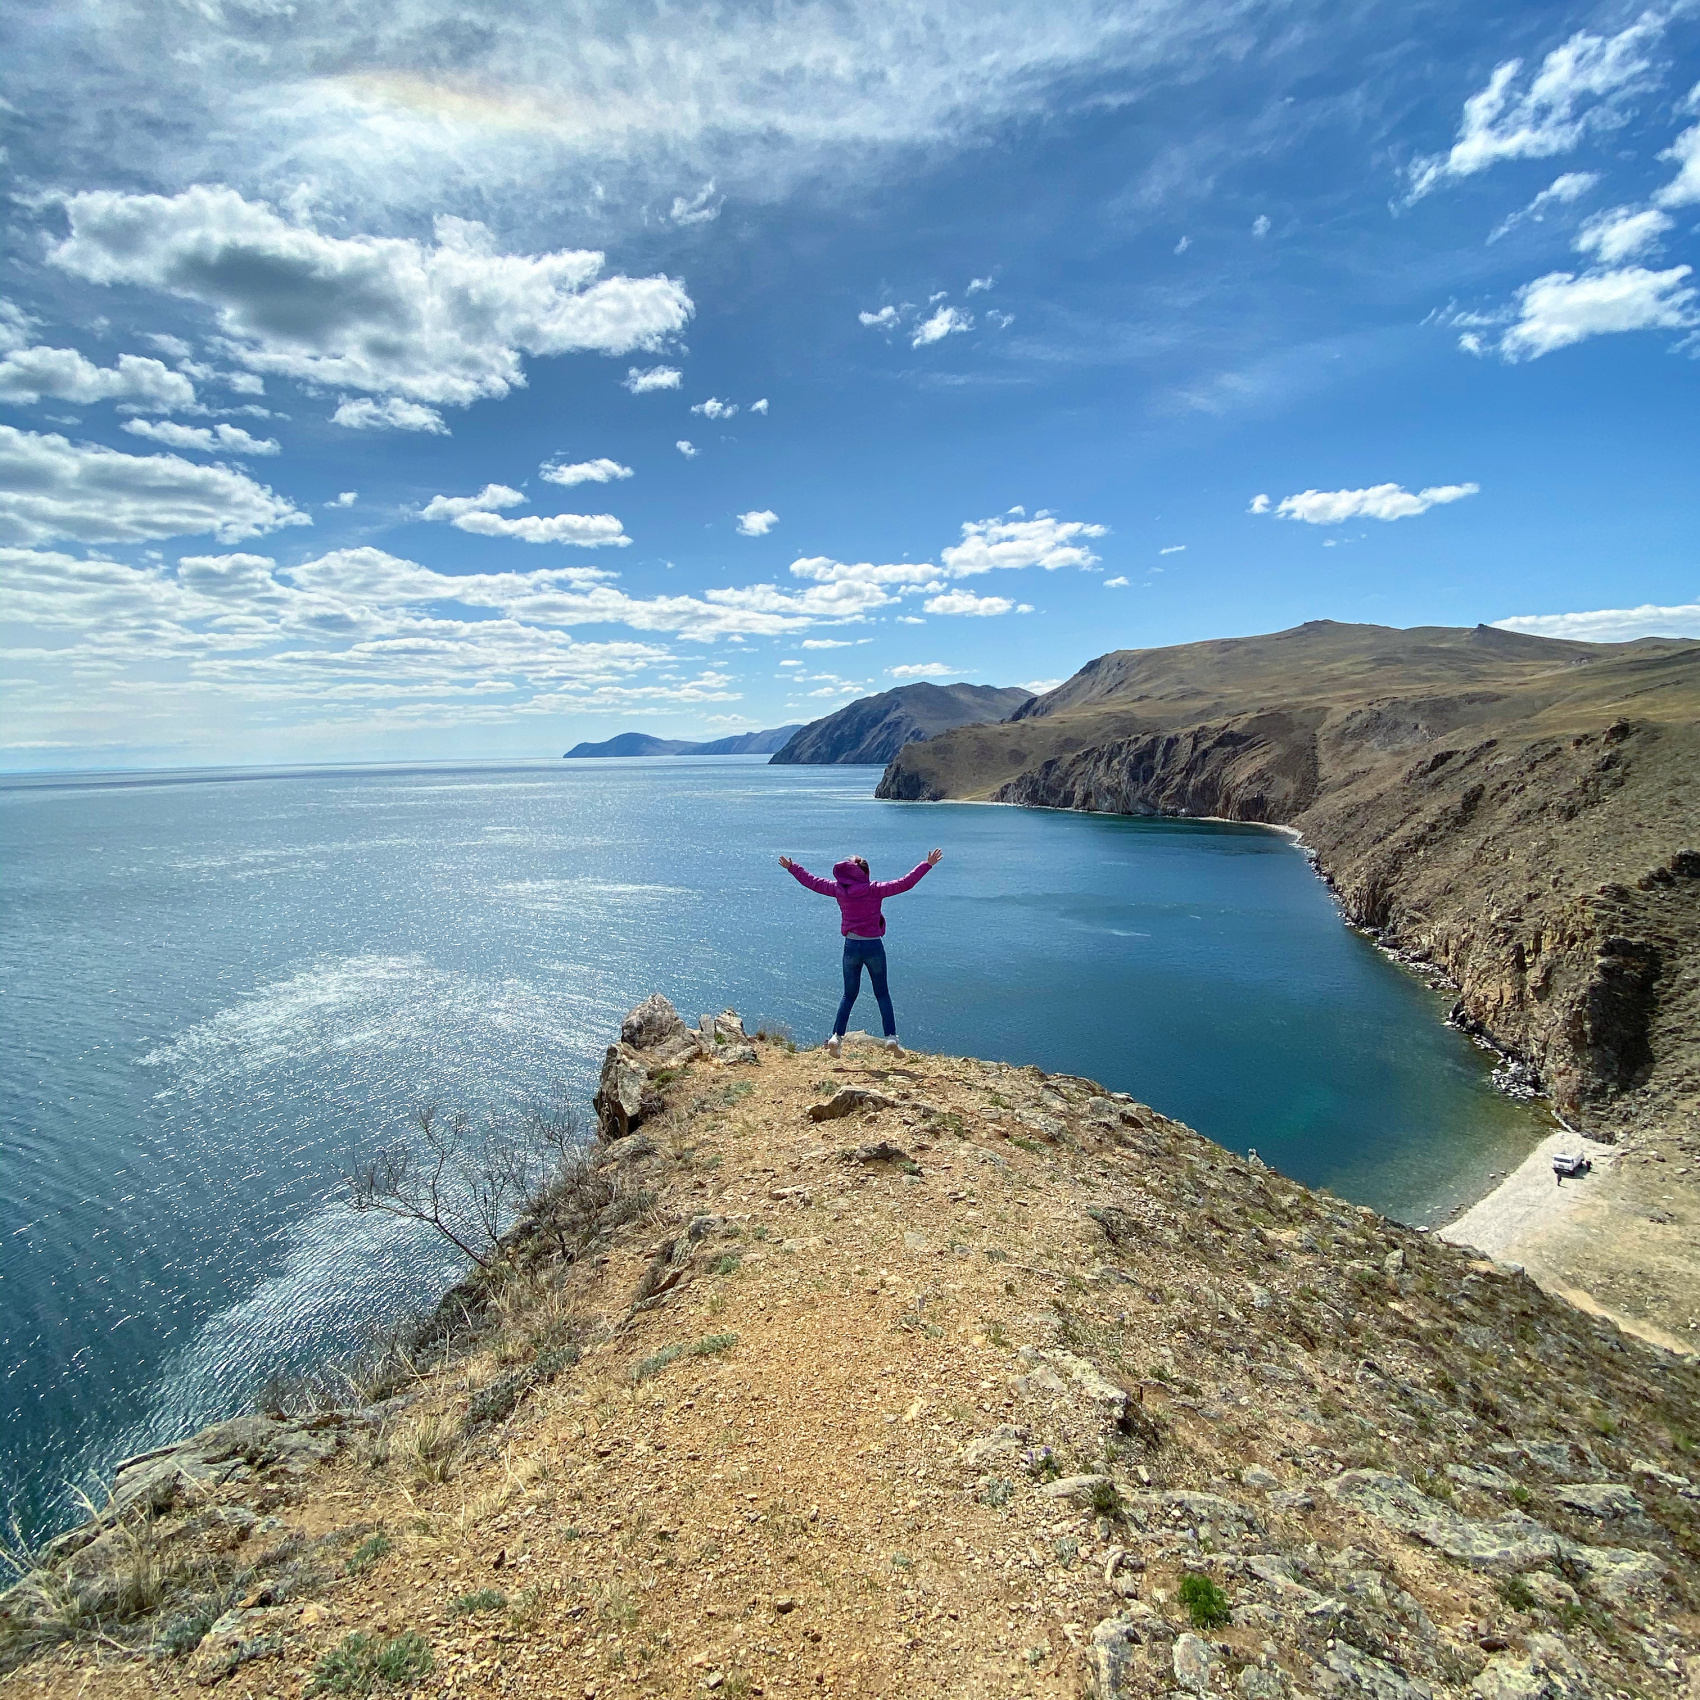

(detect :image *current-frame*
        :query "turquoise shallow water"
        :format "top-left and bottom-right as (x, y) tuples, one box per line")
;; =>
(0, 757), (1549, 1534)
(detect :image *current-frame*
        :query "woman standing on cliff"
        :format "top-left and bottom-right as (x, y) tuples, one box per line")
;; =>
(779, 849), (942, 1055)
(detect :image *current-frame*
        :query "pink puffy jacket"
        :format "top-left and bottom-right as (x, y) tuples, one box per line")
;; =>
(786, 857), (932, 938)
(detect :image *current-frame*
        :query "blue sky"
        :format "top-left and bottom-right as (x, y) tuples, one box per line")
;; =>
(1, 0), (1696, 767)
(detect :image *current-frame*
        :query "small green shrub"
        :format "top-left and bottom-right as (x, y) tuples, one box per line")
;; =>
(344, 1533), (392, 1577)
(1179, 1572), (1231, 1630)
(978, 1477), (1014, 1508)
(310, 1630), (434, 1695)
(632, 1332), (738, 1383)
(157, 1604), (220, 1657)
(712, 1252), (742, 1276)
(451, 1589), (506, 1616)
(1497, 1576), (1537, 1612)
(1088, 1479), (1121, 1520)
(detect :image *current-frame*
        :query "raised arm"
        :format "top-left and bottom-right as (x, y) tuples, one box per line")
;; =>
(869, 848), (943, 898)
(780, 856), (838, 897)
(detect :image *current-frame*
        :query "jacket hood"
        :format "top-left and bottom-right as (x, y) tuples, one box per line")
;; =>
(833, 859), (869, 887)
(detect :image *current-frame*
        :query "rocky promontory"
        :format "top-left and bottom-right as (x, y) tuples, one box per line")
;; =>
(4, 1002), (1696, 1699)
(876, 621), (1700, 1347)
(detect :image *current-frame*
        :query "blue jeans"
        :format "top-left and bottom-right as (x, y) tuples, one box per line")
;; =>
(834, 936), (896, 1037)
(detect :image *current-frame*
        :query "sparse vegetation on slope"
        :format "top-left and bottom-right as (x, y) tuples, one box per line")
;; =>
(5, 1005), (1695, 1700)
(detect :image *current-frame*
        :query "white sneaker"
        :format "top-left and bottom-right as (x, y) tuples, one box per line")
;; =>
(884, 1036), (903, 1054)
(825, 1034), (842, 1057)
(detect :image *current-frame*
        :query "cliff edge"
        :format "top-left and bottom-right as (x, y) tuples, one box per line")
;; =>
(5, 1004), (1696, 1699)
(876, 622), (1700, 1346)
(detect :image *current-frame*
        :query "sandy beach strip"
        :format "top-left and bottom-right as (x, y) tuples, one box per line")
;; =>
(1441, 1128), (1617, 1265)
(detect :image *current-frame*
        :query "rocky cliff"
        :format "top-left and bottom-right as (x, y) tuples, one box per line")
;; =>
(5, 1004), (1697, 1700)
(770, 682), (1034, 765)
(876, 623), (1700, 1137)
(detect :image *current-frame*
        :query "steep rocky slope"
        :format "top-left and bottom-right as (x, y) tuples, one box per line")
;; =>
(6, 1006), (1697, 1700)
(875, 623), (1700, 1350)
(771, 683), (1033, 765)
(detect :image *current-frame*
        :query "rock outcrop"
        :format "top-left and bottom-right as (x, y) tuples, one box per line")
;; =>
(6, 1009), (1695, 1699)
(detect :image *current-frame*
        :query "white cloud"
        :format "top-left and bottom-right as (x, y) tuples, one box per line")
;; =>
(1494, 601), (1700, 641)
(326, 491), (358, 507)
(0, 345), (197, 411)
(422, 484), (629, 547)
(1022, 678), (1063, 693)
(691, 397), (738, 419)
(1654, 124), (1700, 208)
(1159, 544), (1186, 555)
(421, 484), (527, 522)
(1252, 214), (1271, 237)
(676, 439), (698, 457)
(0, 425), (309, 546)
(777, 659), (803, 667)
(940, 514), (1105, 575)
(1266, 482), (1480, 524)
(49, 188), (692, 409)
(1498, 265), (1697, 360)
(332, 397), (448, 433)
(540, 456), (633, 486)
(889, 662), (954, 678)
(121, 418), (280, 456)
(1488, 170), (1601, 241)
(451, 511), (631, 547)
(625, 365), (683, 393)
(749, 398), (769, 414)
(912, 305), (973, 347)
(788, 557), (939, 589)
(966, 276), (995, 294)
(1104, 575), (1130, 588)
(1406, 17), (1664, 200)
(735, 509), (778, 537)
(669, 182), (722, 225)
(859, 306), (901, 329)
(895, 615), (926, 625)
(923, 589), (1014, 616)
(1247, 493), (1271, 514)
(1574, 206), (1673, 264)
(800, 638), (852, 648)
(985, 310), (1015, 329)
(1174, 235), (1191, 254)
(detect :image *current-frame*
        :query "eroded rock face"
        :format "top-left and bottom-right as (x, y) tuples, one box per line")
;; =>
(594, 994), (704, 1140)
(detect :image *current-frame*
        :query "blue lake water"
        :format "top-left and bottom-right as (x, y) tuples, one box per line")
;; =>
(0, 757), (1549, 1535)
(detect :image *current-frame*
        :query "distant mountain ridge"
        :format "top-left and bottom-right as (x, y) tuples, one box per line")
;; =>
(768, 681), (1033, 766)
(565, 725), (802, 759)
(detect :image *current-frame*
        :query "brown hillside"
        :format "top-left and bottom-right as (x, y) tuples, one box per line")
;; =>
(5, 1009), (1697, 1700)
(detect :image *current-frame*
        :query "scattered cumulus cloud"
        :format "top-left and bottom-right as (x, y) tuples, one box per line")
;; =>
(1174, 236), (1191, 254)
(922, 590), (1013, 616)
(1574, 207), (1673, 264)
(749, 398), (769, 415)
(1252, 215), (1271, 237)
(1159, 544), (1186, 555)
(1104, 575), (1129, 588)
(121, 419), (280, 456)
(940, 514), (1105, 575)
(692, 397), (737, 419)
(800, 638), (852, 648)
(0, 425), (309, 546)
(540, 456), (633, 486)
(888, 662), (954, 678)
(966, 276), (995, 294)
(48, 189), (694, 414)
(326, 491), (357, 508)
(1494, 601), (1700, 641)
(676, 439), (698, 457)
(1405, 17), (1664, 201)
(625, 365), (682, 393)
(332, 397), (448, 433)
(422, 484), (630, 547)
(912, 305), (972, 347)
(0, 345), (197, 412)
(1488, 171), (1600, 242)
(985, 310), (1015, 329)
(1498, 265), (1697, 360)
(1653, 123), (1700, 208)
(859, 306), (901, 329)
(1259, 482), (1480, 524)
(735, 509), (778, 537)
